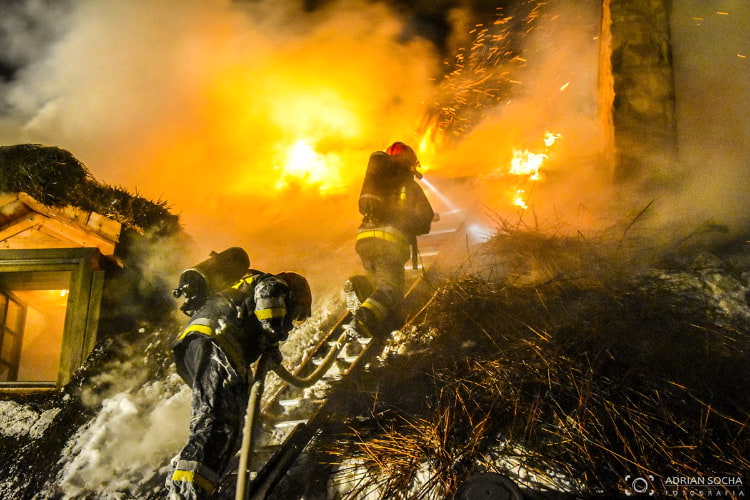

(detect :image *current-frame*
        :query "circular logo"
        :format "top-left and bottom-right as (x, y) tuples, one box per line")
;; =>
(631, 477), (650, 494)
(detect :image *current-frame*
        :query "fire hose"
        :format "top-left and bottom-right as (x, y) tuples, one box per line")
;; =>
(271, 328), (354, 388)
(234, 328), (356, 499)
(235, 354), (272, 500)
(238, 275), (439, 499)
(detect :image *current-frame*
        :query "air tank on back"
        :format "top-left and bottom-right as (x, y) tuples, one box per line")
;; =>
(359, 151), (405, 221)
(173, 246), (250, 315)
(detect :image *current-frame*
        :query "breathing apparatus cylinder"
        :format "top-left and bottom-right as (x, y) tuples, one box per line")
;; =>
(359, 151), (407, 221)
(173, 247), (250, 315)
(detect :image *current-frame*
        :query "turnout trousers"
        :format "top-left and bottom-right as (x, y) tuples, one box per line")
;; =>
(355, 231), (410, 330)
(167, 335), (248, 499)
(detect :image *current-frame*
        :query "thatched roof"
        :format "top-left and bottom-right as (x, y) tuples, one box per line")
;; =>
(0, 144), (180, 236)
(301, 229), (750, 499)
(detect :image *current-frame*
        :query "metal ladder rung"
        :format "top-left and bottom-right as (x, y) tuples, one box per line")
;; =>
(274, 419), (308, 429)
(339, 354), (359, 364)
(278, 398), (324, 409)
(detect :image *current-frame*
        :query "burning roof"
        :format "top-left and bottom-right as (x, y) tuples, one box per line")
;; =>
(0, 144), (180, 237)
(287, 227), (750, 498)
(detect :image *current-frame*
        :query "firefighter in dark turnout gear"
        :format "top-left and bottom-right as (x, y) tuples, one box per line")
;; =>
(167, 267), (312, 500)
(349, 141), (434, 336)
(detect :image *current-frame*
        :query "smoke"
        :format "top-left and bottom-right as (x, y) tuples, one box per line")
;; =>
(0, 0), (442, 298)
(664, 0), (750, 237)
(58, 376), (191, 498)
(430, 0), (750, 245)
(424, 0), (614, 237)
(0, 0), (628, 288)
(1, 0), (748, 292)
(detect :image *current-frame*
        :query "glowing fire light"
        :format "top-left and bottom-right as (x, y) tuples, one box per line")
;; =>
(512, 189), (528, 210)
(510, 150), (545, 180)
(274, 139), (343, 195)
(505, 131), (562, 211)
(544, 132), (561, 147)
(417, 121), (442, 174)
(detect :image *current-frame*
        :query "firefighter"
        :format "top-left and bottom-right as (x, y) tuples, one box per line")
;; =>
(166, 269), (312, 499)
(348, 141), (434, 337)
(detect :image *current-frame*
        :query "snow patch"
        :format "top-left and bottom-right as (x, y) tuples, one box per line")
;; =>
(0, 401), (61, 439)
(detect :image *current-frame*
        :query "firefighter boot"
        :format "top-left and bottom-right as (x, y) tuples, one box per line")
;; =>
(349, 305), (379, 339)
(344, 279), (361, 314)
(344, 276), (372, 314)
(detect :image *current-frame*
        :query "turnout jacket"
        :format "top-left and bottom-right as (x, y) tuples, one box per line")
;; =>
(357, 151), (434, 255)
(172, 271), (291, 385)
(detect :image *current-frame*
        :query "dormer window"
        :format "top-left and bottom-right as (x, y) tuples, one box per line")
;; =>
(0, 274), (69, 383)
(0, 248), (105, 390)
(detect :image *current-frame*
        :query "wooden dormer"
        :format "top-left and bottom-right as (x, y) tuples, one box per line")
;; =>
(0, 192), (122, 262)
(0, 192), (123, 391)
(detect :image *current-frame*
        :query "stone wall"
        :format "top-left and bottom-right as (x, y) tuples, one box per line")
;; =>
(608, 0), (677, 184)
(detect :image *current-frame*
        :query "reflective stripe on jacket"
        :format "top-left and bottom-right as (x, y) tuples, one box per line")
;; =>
(232, 273), (288, 324)
(177, 313), (247, 380)
(356, 226), (410, 249)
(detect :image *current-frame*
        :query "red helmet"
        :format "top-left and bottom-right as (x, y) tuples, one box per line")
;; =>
(386, 142), (422, 179)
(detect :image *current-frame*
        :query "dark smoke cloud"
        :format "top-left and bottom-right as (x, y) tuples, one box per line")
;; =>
(0, 0), (73, 83)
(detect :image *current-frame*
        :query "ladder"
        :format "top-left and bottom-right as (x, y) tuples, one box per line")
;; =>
(230, 202), (467, 499)
(242, 274), (439, 499)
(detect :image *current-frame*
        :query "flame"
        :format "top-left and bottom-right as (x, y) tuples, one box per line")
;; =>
(504, 131), (562, 210)
(417, 122), (441, 173)
(133, 2), (440, 208)
(512, 189), (528, 210)
(274, 139), (344, 195)
(544, 132), (561, 147)
(206, 68), (366, 197)
(510, 150), (545, 180)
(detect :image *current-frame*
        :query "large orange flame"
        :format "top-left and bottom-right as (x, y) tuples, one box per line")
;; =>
(274, 139), (345, 195)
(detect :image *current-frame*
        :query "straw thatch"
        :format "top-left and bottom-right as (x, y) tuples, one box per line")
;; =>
(311, 227), (750, 499)
(0, 144), (180, 235)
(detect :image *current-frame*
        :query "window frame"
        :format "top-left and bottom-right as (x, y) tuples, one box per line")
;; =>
(0, 247), (105, 391)
(0, 291), (27, 382)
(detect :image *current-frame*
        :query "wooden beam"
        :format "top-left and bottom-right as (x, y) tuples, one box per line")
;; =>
(18, 192), (121, 244)
(0, 215), (43, 243)
(0, 197), (33, 227)
(37, 218), (117, 257)
(0, 194), (120, 260)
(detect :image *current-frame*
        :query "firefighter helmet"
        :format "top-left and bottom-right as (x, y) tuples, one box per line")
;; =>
(277, 272), (312, 322)
(385, 141), (422, 179)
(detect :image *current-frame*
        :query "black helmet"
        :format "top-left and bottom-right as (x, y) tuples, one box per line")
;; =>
(277, 272), (312, 322)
